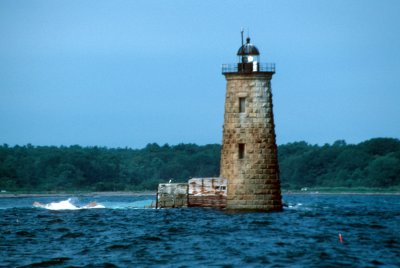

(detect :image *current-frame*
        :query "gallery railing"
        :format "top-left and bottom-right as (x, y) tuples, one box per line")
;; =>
(222, 63), (275, 74)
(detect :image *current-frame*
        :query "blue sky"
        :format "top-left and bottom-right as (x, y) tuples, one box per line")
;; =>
(1, 0), (399, 148)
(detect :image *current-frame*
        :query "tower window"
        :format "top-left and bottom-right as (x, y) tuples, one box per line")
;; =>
(238, 143), (245, 159)
(239, 97), (246, 113)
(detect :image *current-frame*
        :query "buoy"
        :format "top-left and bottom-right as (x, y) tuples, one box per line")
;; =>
(339, 233), (343, 243)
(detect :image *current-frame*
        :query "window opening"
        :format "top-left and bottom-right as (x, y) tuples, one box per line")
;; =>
(239, 97), (246, 113)
(238, 143), (245, 159)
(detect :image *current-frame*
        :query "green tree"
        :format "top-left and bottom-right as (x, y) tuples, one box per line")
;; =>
(366, 154), (400, 187)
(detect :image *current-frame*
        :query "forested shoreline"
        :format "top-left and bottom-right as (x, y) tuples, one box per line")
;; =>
(1, 138), (399, 192)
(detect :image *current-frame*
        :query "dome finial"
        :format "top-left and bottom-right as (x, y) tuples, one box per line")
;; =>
(241, 28), (244, 47)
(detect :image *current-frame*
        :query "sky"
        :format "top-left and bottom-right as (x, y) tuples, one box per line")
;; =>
(1, 0), (399, 148)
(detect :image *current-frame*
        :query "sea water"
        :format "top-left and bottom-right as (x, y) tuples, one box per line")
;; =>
(0, 194), (399, 267)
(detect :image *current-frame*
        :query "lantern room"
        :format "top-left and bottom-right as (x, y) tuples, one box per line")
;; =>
(237, 37), (260, 72)
(221, 32), (275, 74)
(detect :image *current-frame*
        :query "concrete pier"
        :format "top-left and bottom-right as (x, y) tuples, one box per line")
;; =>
(156, 183), (188, 208)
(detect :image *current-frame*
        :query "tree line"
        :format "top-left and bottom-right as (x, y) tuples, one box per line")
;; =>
(0, 138), (399, 192)
(278, 138), (400, 189)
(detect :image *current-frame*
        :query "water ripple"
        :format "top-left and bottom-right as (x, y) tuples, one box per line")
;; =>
(0, 195), (399, 267)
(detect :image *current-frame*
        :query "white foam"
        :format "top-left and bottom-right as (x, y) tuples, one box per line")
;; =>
(287, 203), (303, 209)
(34, 198), (105, 210)
(44, 199), (79, 210)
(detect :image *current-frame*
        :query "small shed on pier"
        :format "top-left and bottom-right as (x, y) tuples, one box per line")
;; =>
(188, 177), (227, 208)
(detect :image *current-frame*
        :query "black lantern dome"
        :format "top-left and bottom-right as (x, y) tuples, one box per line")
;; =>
(237, 37), (260, 56)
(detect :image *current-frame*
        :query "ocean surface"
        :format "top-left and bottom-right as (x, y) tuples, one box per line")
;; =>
(0, 194), (399, 267)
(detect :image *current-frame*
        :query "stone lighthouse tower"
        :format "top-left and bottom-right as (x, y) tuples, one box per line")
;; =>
(220, 34), (282, 211)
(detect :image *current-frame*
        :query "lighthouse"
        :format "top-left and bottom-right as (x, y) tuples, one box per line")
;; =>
(220, 34), (283, 211)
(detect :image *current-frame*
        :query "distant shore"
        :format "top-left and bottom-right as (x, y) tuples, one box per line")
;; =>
(282, 187), (400, 195)
(0, 190), (399, 198)
(282, 191), (400, 196)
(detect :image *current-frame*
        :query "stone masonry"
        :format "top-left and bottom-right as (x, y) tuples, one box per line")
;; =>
(220, 72), (283, 211)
